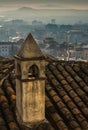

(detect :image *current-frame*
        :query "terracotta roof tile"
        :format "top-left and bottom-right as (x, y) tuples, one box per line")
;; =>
(0, 87), (19, 130)
(0, 57), (88, 130)
(45, 95), (68, 130)
(46, 81), (81, 129)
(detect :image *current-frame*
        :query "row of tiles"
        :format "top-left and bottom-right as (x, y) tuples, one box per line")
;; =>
(0, 58), (88, 130)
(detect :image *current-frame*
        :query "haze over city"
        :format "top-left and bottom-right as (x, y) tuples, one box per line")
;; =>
(0, 0), (88, 10)
(0, 0), (88, 60)
(0, 0), (88, 24)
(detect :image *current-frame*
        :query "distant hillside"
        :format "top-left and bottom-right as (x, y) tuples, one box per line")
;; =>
(1, 8), (88, 24)
(18, 7), (34, 11)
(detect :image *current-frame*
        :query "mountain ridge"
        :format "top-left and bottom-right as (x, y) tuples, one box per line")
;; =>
(0, 7), (88, 24)
(18, 7), (34, 11)
(17, 7), (88, 11)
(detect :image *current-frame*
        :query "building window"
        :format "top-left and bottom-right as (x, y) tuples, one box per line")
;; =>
(28, 64), (39, 78)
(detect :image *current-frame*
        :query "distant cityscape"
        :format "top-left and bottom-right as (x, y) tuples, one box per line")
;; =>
(0, 18), (88, 61)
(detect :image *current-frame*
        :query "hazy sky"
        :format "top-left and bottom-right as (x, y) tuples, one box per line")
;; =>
(0, 0), (88, 10)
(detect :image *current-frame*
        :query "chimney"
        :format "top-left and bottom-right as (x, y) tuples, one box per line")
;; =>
(14, 34), (46, 127)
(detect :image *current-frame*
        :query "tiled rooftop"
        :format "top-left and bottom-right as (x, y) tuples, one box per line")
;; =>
(0, 57), (88, 130)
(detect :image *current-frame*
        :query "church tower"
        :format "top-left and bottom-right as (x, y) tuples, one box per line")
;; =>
(14, 34), (46, 125)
